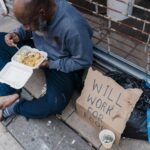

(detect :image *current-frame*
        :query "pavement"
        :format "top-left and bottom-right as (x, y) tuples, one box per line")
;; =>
(0, 108), (150, 150)
(0, 123), (23, 150)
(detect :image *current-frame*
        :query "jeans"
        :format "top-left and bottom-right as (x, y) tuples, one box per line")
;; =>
(0, 32), (83, 119)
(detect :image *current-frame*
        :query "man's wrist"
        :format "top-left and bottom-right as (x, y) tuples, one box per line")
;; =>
(13, 32), (21, 42)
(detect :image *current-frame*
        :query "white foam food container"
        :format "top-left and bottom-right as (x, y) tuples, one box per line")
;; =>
(12, 46), (48, 69)
(0, 46), (48, 89)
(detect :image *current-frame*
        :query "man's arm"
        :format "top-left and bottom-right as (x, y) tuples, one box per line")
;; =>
(13, 25), (32, 41)
(5, 25), (32, 47)
(49, 30), (93, 73)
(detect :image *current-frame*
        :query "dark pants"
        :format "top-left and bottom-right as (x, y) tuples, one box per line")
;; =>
(0, 32), (83, 119)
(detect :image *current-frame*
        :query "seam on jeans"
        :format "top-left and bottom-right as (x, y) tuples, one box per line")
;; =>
(62, 93), (67, 103)
(55, 97), (58, 104)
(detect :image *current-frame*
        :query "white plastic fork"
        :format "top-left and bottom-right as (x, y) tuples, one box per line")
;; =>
(13, 44), (19, 50)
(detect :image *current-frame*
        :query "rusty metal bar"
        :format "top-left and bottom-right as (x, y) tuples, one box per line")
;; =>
(87, 3), (150, 35)
(86, 0), (150, 24)
(93, 46), (150, 84)
(93, 37), (143, 61)
(93, 32), (146, 54)
(71, 3), (150, 41)
(70, 0), (150, 80)
(116, 0), (150, 12)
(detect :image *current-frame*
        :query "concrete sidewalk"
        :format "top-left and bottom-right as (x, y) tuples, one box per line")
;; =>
(0, 123), (23, 150)
(2, 114), (150, 150)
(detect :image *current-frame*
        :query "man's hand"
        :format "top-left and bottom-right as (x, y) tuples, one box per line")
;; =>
(40, 60), (49, 68)
(5, 32), (20, 47)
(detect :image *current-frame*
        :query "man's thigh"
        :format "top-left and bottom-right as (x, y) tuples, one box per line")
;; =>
(14, 69), (78, 118)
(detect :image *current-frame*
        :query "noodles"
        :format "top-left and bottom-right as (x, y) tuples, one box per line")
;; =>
(16, 51), (44, 67)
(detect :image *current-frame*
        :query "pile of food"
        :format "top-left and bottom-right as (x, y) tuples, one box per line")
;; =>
(16, 51), (44, 67)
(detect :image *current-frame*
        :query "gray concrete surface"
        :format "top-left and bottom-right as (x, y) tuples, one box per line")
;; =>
(7, 116), (95, 150)
(100, 138), (150, 150)
(0, 123), (23, 150)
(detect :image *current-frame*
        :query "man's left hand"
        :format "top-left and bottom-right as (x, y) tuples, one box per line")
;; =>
(40, 60), (49, 68)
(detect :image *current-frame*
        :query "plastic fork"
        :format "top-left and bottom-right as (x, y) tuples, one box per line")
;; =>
(13, 44), (19, 50)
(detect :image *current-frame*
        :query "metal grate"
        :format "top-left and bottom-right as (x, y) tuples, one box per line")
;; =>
(69, 0), (150, 82)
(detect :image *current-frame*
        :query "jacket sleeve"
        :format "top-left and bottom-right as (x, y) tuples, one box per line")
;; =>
(49, 28), (93, 73)
(13, 25), (32, 41)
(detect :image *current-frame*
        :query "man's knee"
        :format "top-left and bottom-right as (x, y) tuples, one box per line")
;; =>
(14, 93), (70, 118)
(13, 99), (60, 118)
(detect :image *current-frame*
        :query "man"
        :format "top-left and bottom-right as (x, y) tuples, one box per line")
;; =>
(0, 0), (93, 120)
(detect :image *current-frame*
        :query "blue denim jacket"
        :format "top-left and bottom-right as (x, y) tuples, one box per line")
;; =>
(14, 0), (93, 73)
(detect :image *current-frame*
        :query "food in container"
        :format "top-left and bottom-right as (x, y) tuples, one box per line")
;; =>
(0, 46), (48, 89)
(12, 46), (47, 69)
(16, 51), (44, 67)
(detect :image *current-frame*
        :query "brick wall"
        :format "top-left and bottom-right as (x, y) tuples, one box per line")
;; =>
(69, 0), (150, 71)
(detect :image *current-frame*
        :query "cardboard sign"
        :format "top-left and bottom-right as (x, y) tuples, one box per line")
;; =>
(76, 68), (143, 143)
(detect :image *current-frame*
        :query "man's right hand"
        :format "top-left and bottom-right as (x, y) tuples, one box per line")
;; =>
(5, 32), (20, 47)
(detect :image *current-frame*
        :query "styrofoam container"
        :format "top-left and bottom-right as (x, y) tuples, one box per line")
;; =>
(0, 46), (48, 89)
(0, 62), (33, 89)
(12, 46), (48, 69)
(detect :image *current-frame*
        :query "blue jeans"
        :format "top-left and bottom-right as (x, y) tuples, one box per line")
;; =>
(0, 32), (83, 118)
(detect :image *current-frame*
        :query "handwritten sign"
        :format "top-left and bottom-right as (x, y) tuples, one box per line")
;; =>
(76, 68), (142, 143)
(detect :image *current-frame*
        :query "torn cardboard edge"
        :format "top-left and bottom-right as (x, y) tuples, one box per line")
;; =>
(76, 67), (143, 144)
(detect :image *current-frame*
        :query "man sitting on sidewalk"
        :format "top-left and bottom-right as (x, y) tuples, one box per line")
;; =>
(0, 0), (93, 120)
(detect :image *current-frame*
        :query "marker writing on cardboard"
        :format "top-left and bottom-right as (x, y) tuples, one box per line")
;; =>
(92, 79), (122, 108)
(83, 106), (104, 130)
(87, 94), (114, 116)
